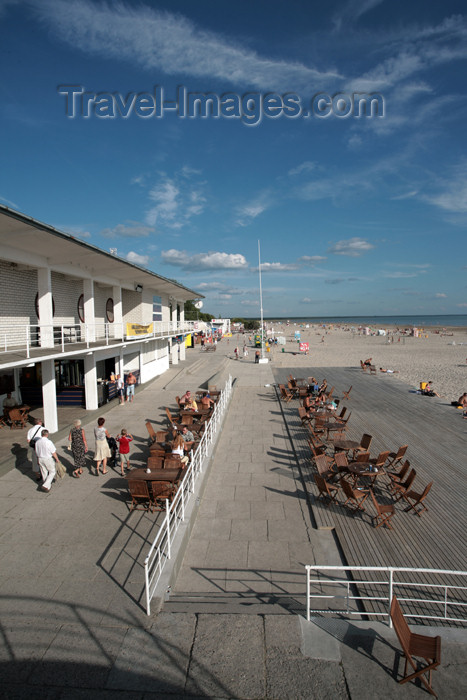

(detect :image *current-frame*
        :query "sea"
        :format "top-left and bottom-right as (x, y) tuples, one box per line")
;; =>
(263, 315), (467, 328)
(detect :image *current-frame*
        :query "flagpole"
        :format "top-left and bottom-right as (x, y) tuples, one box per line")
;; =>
(258, 240), (266, 360)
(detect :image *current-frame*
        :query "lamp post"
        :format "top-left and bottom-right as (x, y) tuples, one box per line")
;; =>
(258, 240), (267, 362)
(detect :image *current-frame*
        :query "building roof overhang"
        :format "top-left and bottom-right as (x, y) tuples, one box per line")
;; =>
(0, 205), (203, 302)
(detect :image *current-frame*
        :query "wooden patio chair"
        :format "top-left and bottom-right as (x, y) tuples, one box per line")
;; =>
(145, 421), (157, 443)
(325, 385), (335, 400)
(388, 459), (410, 487)
(314, 453), (336, 481)
(385, 445), (408, 469)
(314, 473), (339, 506)
(151, 480), (177, 510)
(127, 480), (155, 512)
(333, 451), (350, 477)
(390, 595), (441, 697)
(155, 430), (169, 443)
(287, 380), (300, 398)
(339, 478), (369, 511)
(298, 406), (312, 427)
(354, 433), (373, 457)
(400, 481), (433, 517)
(342, 385), (352, 400)
(165, 407), (182, 431)
(279, 384), (293, 403)
(164, 454), (182, 469)
(335, 406), (347, 423)
(9, 408), (27, 429)
(147, 455), (165, 469)
(369, 450), (390, 470)
(369, 365), (377, 374)
(393, 469), (417, 500)
(355, 451), (371, 463)
(370, 490), (395, 529)
(360, 360), (368, 371)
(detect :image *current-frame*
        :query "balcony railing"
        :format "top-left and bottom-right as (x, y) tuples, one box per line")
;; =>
(0, 320), (197, 358)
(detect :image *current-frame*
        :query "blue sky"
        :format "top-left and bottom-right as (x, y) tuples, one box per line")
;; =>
(1, 0), (466, 317)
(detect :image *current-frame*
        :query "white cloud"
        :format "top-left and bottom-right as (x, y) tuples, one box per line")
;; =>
(235, 193), (271, 227)
(288, 161), (316, 177)
(161, 249), (248, 271)
(100, 222), (155, 238)
(126, 251), (150, 266)
(145, 171), (207, 229)
(256, 262), (299, 272)
(301, 297), (313, 303)
(327, 237), (374, 256)
(435, 293), (447, 298)
(298, 255), (327, 265)
(241, 300), (260, 306)
(33, 0), (341, 90)
(333, 0), (385, 32)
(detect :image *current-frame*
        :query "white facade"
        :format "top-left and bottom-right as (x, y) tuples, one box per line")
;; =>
(0, 206), (203, 432)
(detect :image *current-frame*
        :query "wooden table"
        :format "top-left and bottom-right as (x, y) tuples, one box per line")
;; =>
(333, 439), (360, 454)
(149, 441), (171, 454)
(321, 421), (344, 440)
(125, 468), (183, 483)
(347, 462), (380, 485)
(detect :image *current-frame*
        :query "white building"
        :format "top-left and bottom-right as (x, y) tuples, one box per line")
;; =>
(0, 205), (203, 432)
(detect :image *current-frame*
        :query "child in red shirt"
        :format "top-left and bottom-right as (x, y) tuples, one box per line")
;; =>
(116, 428), (133, 475)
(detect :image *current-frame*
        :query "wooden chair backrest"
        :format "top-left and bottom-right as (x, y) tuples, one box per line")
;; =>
(128, 480), (150, 498)
(338, 407), (347, 420)
(390, 596), (413, 658)
(374, 451), (390, 467)
(360, 433), (372, 450)
(413, 481), (433, 504)
(165, 407), (174, 423)
(9, 409), (25, 424)
(314, 473), (328, 495)
(155, 431), (168, 443)
(152, 481), (174, 499)
(356, 451), (370, 463)
(314, 454), (330, 476)
(164, 455), (181, 468)
(298, 407), (308, 421)
(401, 469), (416, 491)
(394, 445), (408, 461)
(146, 421), (156, 441)
(360, 360), (366, 370)
(340, 478), (355, 499)
(370, 489), (381, 514)
(396, 460), (410, 480)
(334, 452), (349, 468)
(147, 455), (164, 469)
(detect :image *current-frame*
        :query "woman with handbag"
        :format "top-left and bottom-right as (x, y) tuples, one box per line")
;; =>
(93, 417), (111, 475)
(68, 419), (88, 478)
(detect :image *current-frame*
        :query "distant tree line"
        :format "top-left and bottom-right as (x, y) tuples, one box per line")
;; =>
(232, 318), (260, 330)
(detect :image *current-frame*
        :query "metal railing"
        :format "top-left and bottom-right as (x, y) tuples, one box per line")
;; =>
(306, 565), (467, 627)
(144, 375), (234, 615)
(0, 320), (197, 357)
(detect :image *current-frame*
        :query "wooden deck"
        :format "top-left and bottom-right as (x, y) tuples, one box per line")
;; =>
(273, 366), (467, 623)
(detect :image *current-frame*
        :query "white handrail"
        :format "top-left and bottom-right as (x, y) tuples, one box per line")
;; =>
(143, 375), (233, 615)
(305, 564), (467, 627)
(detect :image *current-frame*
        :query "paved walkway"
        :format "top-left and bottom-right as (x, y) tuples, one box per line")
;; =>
(1, 338), (466, 698)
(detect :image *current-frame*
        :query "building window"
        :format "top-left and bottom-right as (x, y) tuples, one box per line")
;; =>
(77, 294), (85, 322)
(35, 293), (55, 319)
(153, 295), (162, 322)
(106, 298), (114, 323)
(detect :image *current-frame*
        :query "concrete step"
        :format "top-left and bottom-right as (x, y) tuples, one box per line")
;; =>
(163, 592), (307, 615)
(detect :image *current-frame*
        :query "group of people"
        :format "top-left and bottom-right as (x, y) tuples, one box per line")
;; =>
(28, 415), (136, 492)
(111, 371), (137, 405)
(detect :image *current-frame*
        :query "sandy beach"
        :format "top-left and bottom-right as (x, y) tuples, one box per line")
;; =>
(266, 324), (467, 402)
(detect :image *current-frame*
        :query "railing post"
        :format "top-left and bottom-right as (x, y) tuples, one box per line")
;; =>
(166, 502), (171, 559)
(306, 566), (311, 621)
(61, 325), (65, 353)
(26, 325), (30, 359)
(145, 559), (151, 616)
(388, 568), (394, 627)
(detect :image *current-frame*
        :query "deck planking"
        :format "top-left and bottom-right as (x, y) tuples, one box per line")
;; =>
(273, 366), (467, 622)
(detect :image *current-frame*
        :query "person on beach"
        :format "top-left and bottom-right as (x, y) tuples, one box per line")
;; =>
(68, 419), (88, 478)
(126, 372), (136, 402)
(184, 396), (198, 412)
(94, 417), (111, 475)
(27, 418), (44, 481)
(422, 381), (441, 398)
(457, 393), (467, 408)
(179, 390), (191, 406)
(363, 358), (372, 368)
(379, 367), (399, 374)
(116, 428), (133, 475)
(255, 350), (260, 363)
(201, 393), (214, 409)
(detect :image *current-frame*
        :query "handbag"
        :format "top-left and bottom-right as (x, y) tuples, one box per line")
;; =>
(29, 425), (42, 448)
(55, 461), (66, 479)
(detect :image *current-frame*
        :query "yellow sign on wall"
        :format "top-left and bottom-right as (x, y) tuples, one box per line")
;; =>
(185, 333), (192, 347)
(126, 323), (153, 338)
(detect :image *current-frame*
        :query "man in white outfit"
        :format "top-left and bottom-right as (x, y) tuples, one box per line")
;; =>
(35, 429), (60, 493)
(27, 418), (44, 481)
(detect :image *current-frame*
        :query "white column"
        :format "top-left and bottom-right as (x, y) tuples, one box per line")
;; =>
(37, 267), (54, 348)
(83, 279), (95, 342)
(84, 353), (98, 410)
(112, 285), (123, 339)
(41, 359), (58, 433)
(179, 304), (185, 324)
(171, 342), (179, 365)
(172, 301), (178, 324)
(179, 339), (186, 361)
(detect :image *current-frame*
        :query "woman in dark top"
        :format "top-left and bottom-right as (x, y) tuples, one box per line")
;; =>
(68, 419), (88, 477)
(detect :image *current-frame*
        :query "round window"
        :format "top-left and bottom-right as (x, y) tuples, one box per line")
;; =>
(35, 293), (55, 319)
(106, 298), (114, 323)
(77, 294), (85, 323)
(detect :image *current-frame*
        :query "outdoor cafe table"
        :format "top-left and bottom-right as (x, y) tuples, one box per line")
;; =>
(333, 439), (360, 454)
(149, 441), (171, 454)
(321, 421), (344, 440)
(347, 462), (380, 485)
(124, 468), (183, 484)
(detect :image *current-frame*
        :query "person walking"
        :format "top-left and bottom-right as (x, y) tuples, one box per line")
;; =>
(126, 372), (136, 403)
(94, 417), (111, 475)
(255, 350), (260, 363)
(68, 419), (88, 478)
(116, 374), (125, 405)
(116, 428), (133, 475)
(27, 418), (44, 482)
(35, 429), (60, 493)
